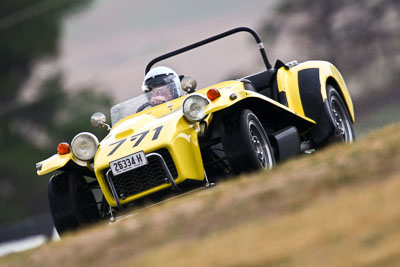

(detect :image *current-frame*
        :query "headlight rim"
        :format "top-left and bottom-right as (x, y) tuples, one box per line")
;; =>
(71, 132), (99, 161)
(182, 94), (210, 122)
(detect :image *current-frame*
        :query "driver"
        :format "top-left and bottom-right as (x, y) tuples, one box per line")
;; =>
(141, 66), (183, 107)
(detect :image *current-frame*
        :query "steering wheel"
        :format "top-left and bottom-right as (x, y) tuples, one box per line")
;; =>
(136, 102), (152, 113)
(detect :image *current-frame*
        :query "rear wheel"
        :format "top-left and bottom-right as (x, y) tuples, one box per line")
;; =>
(48, 172), (101, 235)
(326, 85), (355, 143)
(221, 109), (275, 173)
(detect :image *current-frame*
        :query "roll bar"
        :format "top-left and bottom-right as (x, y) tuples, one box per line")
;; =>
(145, 26), (272, 74)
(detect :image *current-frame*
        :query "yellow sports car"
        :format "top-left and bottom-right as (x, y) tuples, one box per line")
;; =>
(36, 27), (355, 235)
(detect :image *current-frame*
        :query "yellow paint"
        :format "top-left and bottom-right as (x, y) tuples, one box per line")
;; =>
(115, 129), (134, 140)
(277, 68), (305, 116)
(36, 153), (92, 175)
(277, 61), (355, 122)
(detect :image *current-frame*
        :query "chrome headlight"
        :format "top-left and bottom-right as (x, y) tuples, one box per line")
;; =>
(71, 132), (99, 161)
(182, 94), (209, 122)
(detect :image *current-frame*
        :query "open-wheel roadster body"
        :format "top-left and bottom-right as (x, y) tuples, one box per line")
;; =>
(36, 27), (355, 235)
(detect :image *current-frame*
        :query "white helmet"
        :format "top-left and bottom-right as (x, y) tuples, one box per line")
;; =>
(142, 66), (183, 99)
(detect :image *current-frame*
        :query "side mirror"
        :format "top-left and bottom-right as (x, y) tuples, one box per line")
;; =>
(91, 112), (110, 130)
(181, 76), (197, 93)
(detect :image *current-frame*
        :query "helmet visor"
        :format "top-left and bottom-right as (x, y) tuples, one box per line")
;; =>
(145, 74), (175, 91)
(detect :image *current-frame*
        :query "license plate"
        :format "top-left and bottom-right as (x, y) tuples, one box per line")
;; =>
(110, 151), (148, 176)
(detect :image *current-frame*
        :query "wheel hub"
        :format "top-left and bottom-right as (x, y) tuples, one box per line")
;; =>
(251, 134), (265, 164)
(325, 87), (355, 144)
(331, 98), (347, 139)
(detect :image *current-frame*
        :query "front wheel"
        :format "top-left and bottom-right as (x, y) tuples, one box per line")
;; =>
(221, 109), (275, 173)
(48, 172), (101, 235)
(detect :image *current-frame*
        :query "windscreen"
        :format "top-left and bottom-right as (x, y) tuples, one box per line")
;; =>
(110, 85), (180, 125)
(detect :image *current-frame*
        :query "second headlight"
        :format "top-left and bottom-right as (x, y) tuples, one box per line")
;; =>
(182, 94), (210, 122)
(71, 132), (99, 161)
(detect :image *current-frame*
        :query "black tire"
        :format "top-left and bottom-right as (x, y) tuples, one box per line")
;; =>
(48, 172), (101, 235)
(325, 85), (355, 143)
(221, 109), (275, 173)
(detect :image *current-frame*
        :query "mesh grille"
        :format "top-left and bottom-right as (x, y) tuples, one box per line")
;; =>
(107, 149), (178, 199)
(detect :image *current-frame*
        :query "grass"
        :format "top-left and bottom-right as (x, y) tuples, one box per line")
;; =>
(2, 124), (400, 266)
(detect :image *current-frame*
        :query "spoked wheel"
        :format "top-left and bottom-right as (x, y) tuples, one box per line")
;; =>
(326, 85), (355, 143)
(221, 109), (275, 173)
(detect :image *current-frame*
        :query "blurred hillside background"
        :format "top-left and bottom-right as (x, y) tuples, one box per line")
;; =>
(0, 0), (399, 240)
